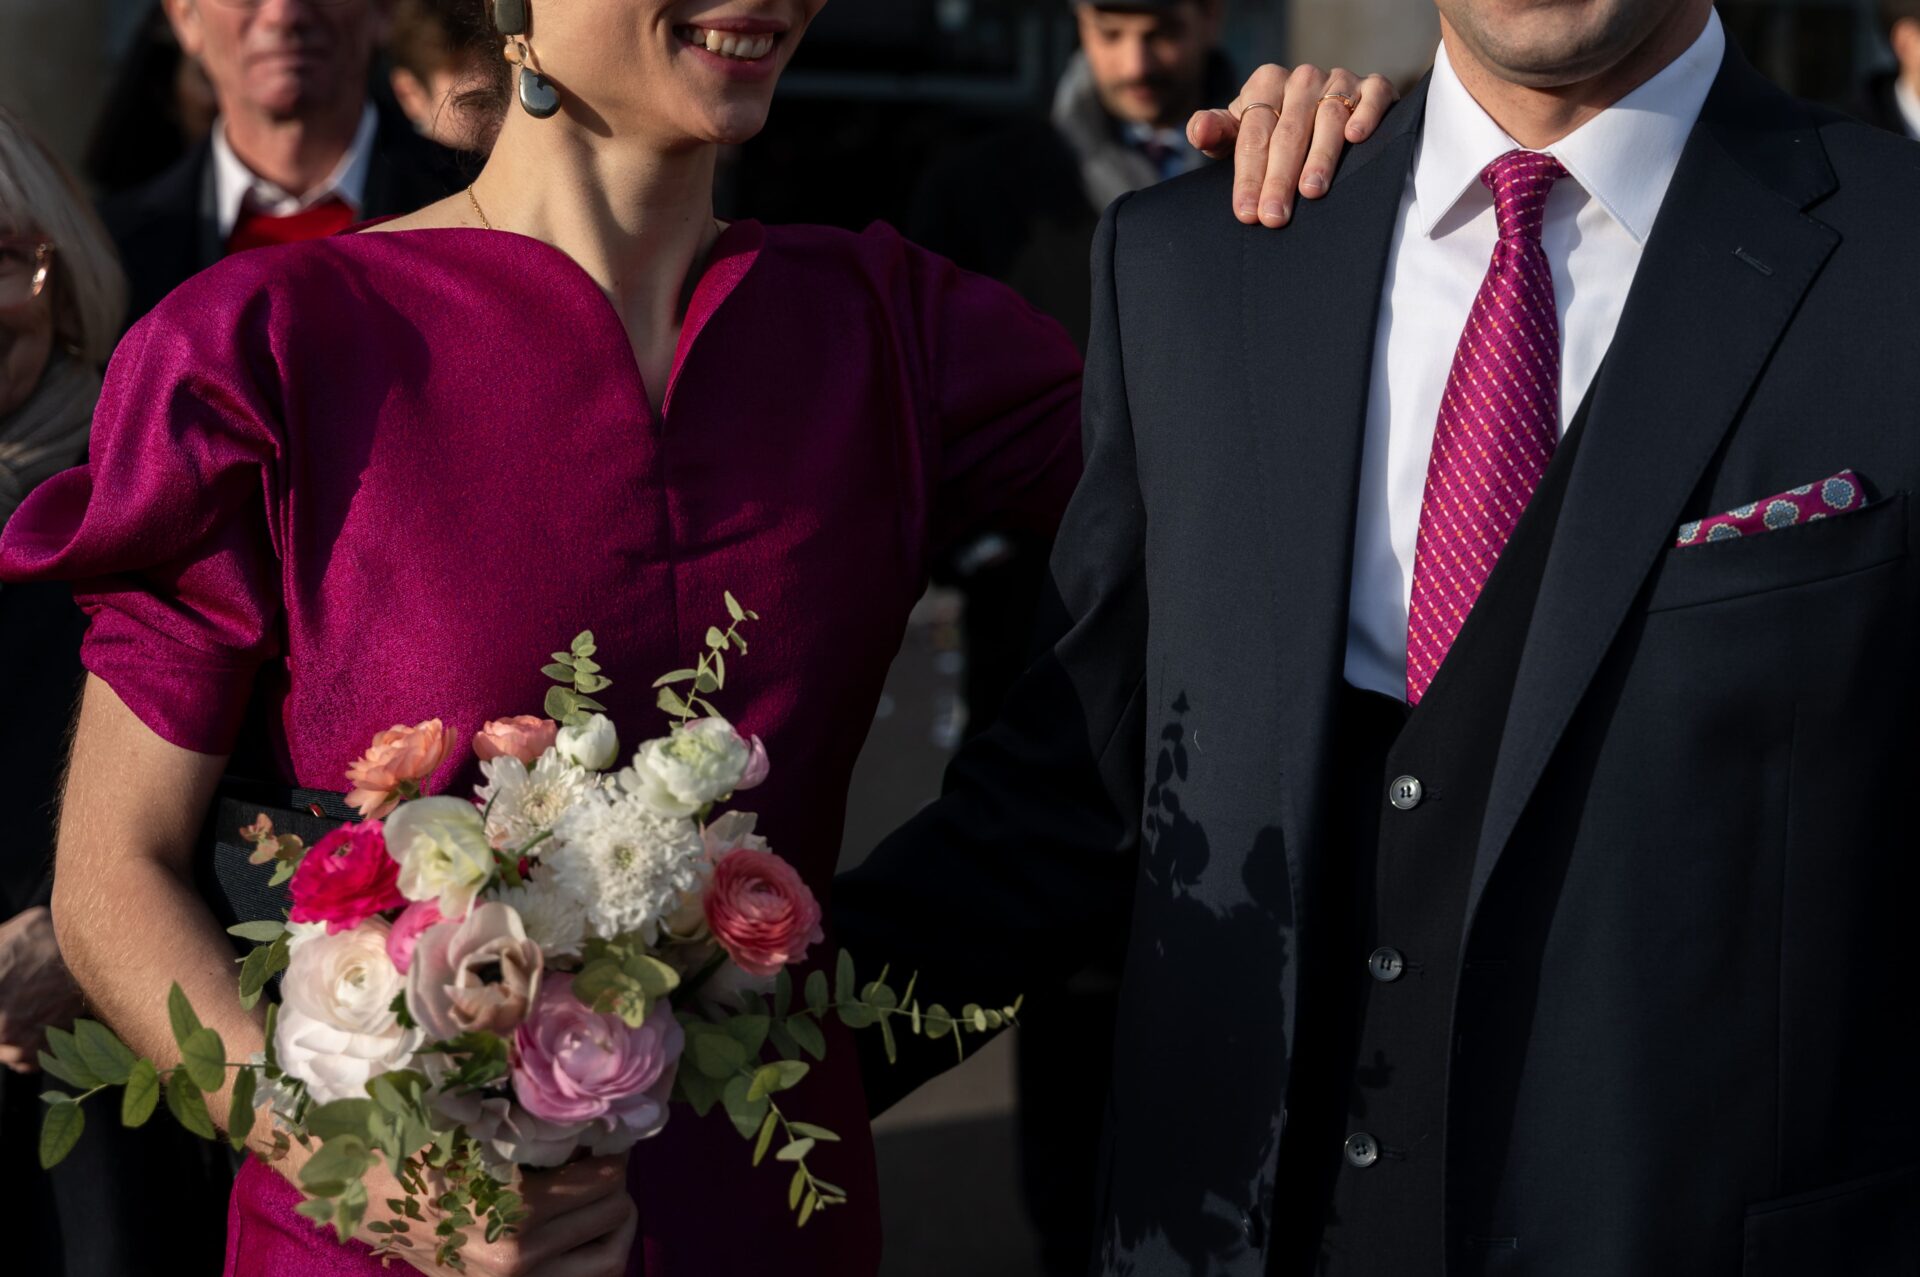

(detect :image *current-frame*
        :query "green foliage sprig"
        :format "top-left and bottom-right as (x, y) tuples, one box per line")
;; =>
(542, 630), (611, 726)
(672, 950), (1020, 1225)
(37, 984), (263, 1170)
(653, 592), (759, 724)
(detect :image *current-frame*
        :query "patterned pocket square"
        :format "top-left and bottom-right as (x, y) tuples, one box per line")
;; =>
(1675, 470), (1866, 547)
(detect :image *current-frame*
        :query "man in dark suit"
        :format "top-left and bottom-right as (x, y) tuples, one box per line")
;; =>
(1852, 0), (1920, 139)
(837, 0), (1920, 1272)
(102, 0), (463, 326)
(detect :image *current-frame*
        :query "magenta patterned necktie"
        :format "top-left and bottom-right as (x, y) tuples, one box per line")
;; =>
(1405, 149), (1569, 705)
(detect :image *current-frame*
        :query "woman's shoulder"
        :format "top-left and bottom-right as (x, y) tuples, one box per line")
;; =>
(140, 229), (491, 340)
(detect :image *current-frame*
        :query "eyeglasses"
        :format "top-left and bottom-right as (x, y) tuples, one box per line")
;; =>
(0, 237), (52, 309)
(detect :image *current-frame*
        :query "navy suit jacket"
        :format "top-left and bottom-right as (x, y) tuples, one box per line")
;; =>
(838, 44), (1920, 1277)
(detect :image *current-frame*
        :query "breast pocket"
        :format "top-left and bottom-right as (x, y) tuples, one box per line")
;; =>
(1644, 493), (1908, 614)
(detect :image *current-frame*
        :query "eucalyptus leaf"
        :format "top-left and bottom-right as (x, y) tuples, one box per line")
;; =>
(752, 1110), (778, 1166)
(706, 626), (727, 650)
(726, 592), (746, 622)
(798, 1189), (817, 1227)
(775, 1136), (816, 1163)
(122, 1059), (160, 1128)
(787, 1015), (826, 1061)
(657, 687), (691, 717)
(227, 920), (288, 944)
(71, 1020), (135, 1086)
(789, 1165), (807, 1211)
(835, 950), (855, 1004)
(786, 1122), (840, 1142)
(652, 669), (699, 688)
(540, 663), (576, 682)
(38, 1101), (84, 1170)
(689, 1028), (748, 1080)
(36, 1030), (100, 1091)
(228, 1067), (257, 1151)
(722, 1014), (769, 1059)
(721, 1075), (769, 1139)
(165, 1070), (216, 1140)
(167, 983), (202, 1049)
(180, 1027), (227, 1092)
(804, 971), (828, 1015)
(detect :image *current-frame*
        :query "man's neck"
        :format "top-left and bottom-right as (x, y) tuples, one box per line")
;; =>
(1440, 3), (1713, 150)
(221, 95), (367, 195)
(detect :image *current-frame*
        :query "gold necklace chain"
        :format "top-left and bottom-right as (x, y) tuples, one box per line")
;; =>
(466, 185), (494, 232)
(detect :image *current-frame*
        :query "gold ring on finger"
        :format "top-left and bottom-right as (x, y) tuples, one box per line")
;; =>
(1238, 102), (1283, 121)
(1317, 92), (1359, 113)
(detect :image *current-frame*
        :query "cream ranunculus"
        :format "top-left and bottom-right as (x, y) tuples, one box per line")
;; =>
(275, 919), (422, 1105)
(555, 714), (620, 772)
(384, 796), (494, 919)
(619, 718), (756, 818)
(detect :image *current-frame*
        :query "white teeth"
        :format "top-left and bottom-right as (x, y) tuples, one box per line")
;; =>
(680, 26), (776, 59)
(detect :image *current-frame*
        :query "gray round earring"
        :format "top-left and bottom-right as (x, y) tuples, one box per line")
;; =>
(493, 0), (561, 119)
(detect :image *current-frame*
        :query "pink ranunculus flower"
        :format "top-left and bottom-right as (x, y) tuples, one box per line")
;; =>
(702, 846), (824, 978)
(512, 974), (683, 1152)
(473, 716), (559, 766)
(287, 822), (408, 934)
(345, 719), (453, 819)
(385, 899), (445, 974)
(406, 902), (544, 1039)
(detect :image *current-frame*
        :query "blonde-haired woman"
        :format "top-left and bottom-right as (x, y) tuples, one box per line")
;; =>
(0, 105), (233, 1277)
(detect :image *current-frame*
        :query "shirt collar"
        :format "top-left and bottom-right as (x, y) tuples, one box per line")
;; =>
(211, 103), (379, 240)
(1412, 9), (1725, 244)
(1895, 77), (1920, 141)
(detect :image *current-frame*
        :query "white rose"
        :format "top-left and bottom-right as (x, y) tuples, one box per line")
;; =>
(619, 718), (754, 818)
(555, 714), (620, 772)
(275, 920), (421, 1105)
(385, 796), (494, 919)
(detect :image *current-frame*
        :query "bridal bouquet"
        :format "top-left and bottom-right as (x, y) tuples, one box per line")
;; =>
(37, 594), (1018, 1266)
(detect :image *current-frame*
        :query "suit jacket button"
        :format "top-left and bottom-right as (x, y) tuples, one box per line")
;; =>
(1368, 947), (1406, 982)
(1389, 776), (1424, 810)
(1345, 1132), (1381, 1168)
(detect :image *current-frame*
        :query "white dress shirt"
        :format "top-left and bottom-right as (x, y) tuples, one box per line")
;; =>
(1895, 77), (1920, 140)
(1342, 12), (1726, 699)
(210, 104), (379, 242)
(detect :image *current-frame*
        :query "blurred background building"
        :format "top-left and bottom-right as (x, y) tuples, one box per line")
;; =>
(0, 2), (1908, 1275)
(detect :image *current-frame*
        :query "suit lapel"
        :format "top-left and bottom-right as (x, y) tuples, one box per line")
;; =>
(1465, 52), (1840, 927)
(1247, 85), (1425, 921)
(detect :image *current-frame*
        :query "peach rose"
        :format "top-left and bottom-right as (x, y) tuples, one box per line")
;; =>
(345, 719), (453, 819)
(473, 716), (559, 766)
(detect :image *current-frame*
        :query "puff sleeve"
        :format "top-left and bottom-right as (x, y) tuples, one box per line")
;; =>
(0, 296), (284, 756)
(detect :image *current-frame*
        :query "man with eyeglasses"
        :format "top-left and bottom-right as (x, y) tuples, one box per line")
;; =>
(100, 0), (465, 327)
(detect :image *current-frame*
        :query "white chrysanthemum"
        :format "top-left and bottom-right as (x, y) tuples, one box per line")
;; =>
(476, 750), (594, 853)
(546, 791), (705, 942)
(492, 875), (589, 959)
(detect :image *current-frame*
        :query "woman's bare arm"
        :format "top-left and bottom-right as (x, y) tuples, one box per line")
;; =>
(51, 674), (276, 1151)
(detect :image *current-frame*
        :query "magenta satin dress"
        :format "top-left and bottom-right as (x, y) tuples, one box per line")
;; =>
(0, 221), (1082, 1276)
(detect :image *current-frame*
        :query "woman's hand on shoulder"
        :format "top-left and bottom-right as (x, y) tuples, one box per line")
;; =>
(1187, 65), (1399, 228)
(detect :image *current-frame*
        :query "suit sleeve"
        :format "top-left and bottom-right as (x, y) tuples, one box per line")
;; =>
(832, 194), (1148, 1041)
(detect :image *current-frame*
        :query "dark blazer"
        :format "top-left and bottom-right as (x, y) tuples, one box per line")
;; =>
(836, 44), (1920, 1277)
(99, 100), (465, 326)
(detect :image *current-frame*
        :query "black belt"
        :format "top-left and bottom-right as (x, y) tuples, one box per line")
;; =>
(194, 778), (361, 950)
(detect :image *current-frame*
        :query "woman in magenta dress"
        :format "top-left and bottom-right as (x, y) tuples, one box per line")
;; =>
(0, 2), (1383, 1273)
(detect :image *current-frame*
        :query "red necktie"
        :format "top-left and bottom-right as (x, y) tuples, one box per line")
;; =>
(226, 196), (357, 256)
(1405, 149), (1568, 705)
